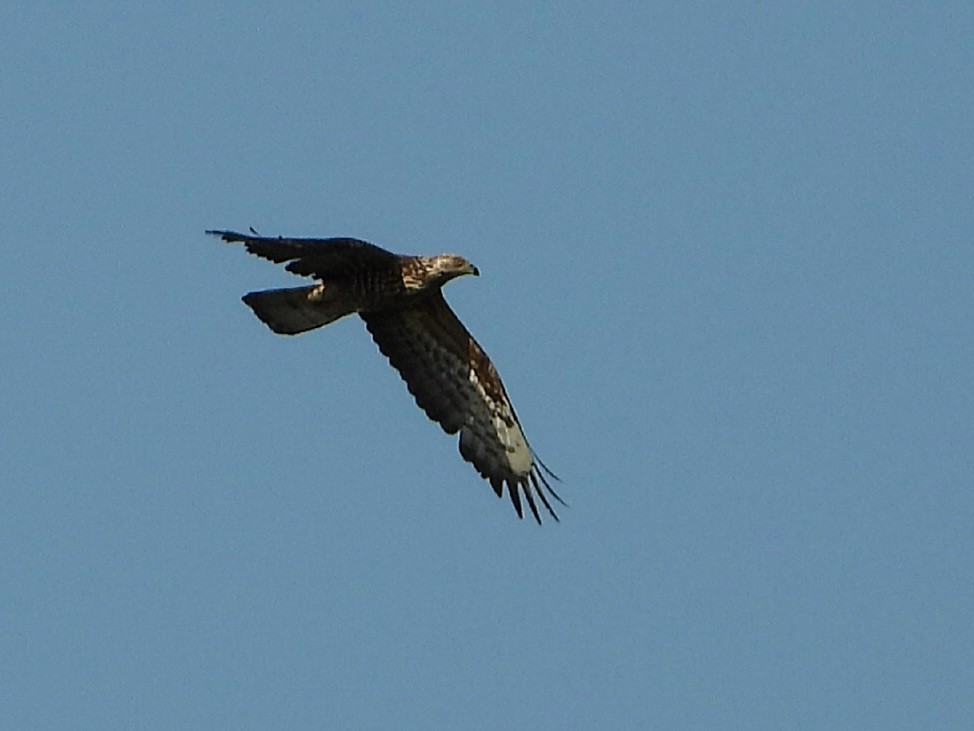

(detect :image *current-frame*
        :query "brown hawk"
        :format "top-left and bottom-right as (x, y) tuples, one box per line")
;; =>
(208, 229), (562, 523)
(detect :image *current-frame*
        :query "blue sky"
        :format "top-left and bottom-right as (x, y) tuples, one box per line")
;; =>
(2, 4), (972, 728)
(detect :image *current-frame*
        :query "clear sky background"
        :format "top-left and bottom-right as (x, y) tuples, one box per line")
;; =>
(2, 4), (972, 729)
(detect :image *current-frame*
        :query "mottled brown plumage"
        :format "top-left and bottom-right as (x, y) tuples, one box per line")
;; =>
(208, 229), (562, 523)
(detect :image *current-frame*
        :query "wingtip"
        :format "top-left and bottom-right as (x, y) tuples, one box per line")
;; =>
(526, 497), (543, 525)
(206, 229), (243, 242)
(529, 470), (562, 523)
(532, 451), (561, 483)
(508, 482), (525, 520)
(531, 461), (567, 508)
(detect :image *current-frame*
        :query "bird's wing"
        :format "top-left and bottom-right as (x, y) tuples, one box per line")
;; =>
(207, 229), (399, 279)
(361, 291), (562, 523)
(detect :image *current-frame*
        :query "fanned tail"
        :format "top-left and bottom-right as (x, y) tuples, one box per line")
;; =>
(242, 286), (355, 335)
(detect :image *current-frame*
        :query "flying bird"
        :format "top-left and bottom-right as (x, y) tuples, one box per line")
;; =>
(208, 229), (562, 523)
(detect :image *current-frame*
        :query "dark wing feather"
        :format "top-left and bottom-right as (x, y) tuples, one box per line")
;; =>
(206, 229), (399, 280)
(361, 292), (562, 523)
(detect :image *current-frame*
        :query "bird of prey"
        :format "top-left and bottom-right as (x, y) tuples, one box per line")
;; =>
(208, 229), (562, 523)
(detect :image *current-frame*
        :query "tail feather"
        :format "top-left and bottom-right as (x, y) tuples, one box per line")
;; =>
(242, 286), (355, 335)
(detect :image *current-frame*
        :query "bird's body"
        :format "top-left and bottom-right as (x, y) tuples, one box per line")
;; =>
(208, 229), (561, 523)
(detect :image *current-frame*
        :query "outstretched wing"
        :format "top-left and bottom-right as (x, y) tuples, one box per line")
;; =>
(361, 291), (562, 523)
(207, 229), (399, 280)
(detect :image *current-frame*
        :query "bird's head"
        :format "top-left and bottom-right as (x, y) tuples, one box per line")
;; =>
(426, 254), (480, 284)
